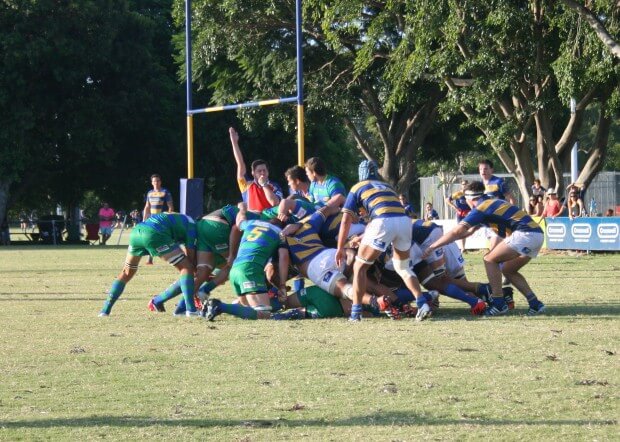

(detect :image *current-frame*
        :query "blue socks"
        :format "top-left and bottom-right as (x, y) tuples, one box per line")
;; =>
(444, 284), (478, 307)
(271, 309), (305, 320)
(292, 277), (305, 292)
(350, 304), (362, 320)
(101, 280), (126, 314)
(393, 288), (415, 306)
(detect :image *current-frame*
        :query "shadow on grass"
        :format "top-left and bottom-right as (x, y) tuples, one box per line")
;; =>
(0, 413), (616, 429)
(429, 303), (620, 319)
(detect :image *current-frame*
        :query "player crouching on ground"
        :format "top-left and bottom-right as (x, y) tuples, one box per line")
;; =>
(422, 181), (546, 317)
(204, 203), (289, 321)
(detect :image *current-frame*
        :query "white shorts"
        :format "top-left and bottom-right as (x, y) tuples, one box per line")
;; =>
(361, 217), (412, 252)
(307, 249), (346, 294)
(420, 227), (445, 264)
(408, 243), (424, 266)
(483, 227), (499, 239)
(504, 231), (544, 258)
(444, 242), (465, 278)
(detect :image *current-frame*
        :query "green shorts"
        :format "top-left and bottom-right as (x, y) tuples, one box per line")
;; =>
(127, 225), (180, 258)
(229, 262), (268, 296)
(298, 286), (344, 318)
(197, 219), (231, 254)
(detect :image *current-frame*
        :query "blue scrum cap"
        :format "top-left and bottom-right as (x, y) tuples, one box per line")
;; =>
(358, 160), (379, 181)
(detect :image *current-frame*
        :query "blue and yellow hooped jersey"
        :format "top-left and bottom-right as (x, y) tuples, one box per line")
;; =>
(146, 188), (173, 214)
(285, 212), (328, 267)
(142, 213), (196, 249)
(484, 176), (508, 200)
(234, 219), (284, 266)
(460, 198), (542, 237)
(342, 180), (406, 219)
(449, 190), (470, 212)
(411, 219), (440, 245)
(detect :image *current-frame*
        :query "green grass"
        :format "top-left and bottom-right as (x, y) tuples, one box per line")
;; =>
(0, 245), (618, 440)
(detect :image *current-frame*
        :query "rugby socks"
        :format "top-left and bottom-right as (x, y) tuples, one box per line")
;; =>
(475, 283), (492, 297)
(152, 281), (182, 305)
(415, 292), (433, 309)
(174, 299), (187, 315)
(220, 302), (258, 320)
(393, 288), (415, 306)
(292, 277), (305, 292)
(350, 303), (362, 321)
(444, 284), (478, 307)
(365, 295), (381, 316)
(198, 281), (216, 299)
(271, 309), (306, 320)
(525, 292), (541, 307)
(179, 274), (196, 313)
(100, 280), (125, 315)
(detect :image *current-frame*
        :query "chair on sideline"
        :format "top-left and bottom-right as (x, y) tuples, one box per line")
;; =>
(85, 223), (101, 245)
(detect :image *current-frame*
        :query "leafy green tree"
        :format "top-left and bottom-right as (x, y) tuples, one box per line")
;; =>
(403, 0), (619, 198)
(0, 0), (184, 223)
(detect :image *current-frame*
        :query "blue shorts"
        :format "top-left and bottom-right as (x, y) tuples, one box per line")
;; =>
(100, 226), (113, 235)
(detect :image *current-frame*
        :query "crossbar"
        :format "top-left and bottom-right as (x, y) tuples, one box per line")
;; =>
(188, 96), (298, 115)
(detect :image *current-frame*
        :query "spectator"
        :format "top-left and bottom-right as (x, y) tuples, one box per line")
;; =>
(304, 156), (346, 208)
(229, 127), (283, 212)
(424, 202), (439, 220)
(114, 210), (126, 228)
(398, 194), (416, 218)
(98, 202), (116, 245)
(541, 189), (563, 218)
(19, 211), (29, 232)
(567, 187), (585, 220)
(143, 173), (174, 263)
(605, 208), (615, 217)
(527, 196), (537, 216)
(535, 195), (544, 216)
(531, 179), (546, 197)
(130, 209), (141, 227)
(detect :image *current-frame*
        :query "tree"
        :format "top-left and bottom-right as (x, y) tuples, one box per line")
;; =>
(175, 0), (445, 192)
(403, 0), (619, 199)
(0, 0), (184, 223)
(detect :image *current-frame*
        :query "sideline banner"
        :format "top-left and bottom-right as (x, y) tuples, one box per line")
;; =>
(545, 217), (620, 251)
(435, 219), (489, 250)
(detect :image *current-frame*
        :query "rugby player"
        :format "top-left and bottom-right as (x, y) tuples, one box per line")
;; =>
(445, 179), (470, 251)
(148, 204), (245, 314)
(423, 181), (546, 316)
(229, 127), (283, 212)
(336, 160), (433, 321)
(304, 157), (347, 209)
(204, 203), (289, 321)
(98, 213), (198, 317)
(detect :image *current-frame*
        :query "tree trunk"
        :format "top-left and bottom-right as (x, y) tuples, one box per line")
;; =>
(576, 105), (612, 189)
(0, 180), (10, 229)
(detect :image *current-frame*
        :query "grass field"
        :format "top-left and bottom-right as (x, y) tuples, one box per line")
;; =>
(0, 242), (618, 441)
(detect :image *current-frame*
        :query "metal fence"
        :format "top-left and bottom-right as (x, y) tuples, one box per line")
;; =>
(419, 171), (620, 219)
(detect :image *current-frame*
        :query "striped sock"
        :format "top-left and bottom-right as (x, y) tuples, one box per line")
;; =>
(179, 274), (196, 313)
(153, 281), (182, 305)
(220, 302), (258, 319)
